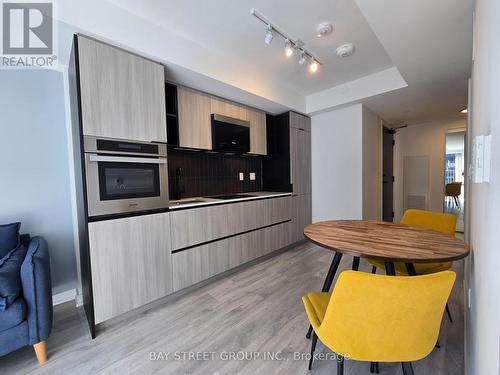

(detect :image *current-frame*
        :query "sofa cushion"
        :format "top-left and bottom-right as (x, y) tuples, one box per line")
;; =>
(0, 297), (26, 332)
(0, 222), (20, 259)
(0, 245), (27, 311)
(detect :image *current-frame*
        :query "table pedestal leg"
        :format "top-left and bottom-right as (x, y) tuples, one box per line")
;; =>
(405, 263), (417, 276)
(306, 252), (343, 339)
(384, 261), (396, 276)
(352, 256), (360, 271)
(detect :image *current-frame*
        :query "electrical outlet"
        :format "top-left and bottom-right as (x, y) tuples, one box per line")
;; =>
(239, 172), (244, 181)
(249, 172), (256, 181)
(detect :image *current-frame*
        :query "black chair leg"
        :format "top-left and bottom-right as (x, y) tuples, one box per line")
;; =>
(308, 332), (318, 370)
(371, 266), (377, 274)
(306, 325), (313, 339)
(446, 303), (453, 323)
(337, 355), (344, 375)
(402, 362), (415, 375)
(370, 362), (379, 373)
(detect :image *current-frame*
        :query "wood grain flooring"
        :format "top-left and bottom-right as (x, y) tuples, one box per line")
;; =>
(0, 242), (464, 375)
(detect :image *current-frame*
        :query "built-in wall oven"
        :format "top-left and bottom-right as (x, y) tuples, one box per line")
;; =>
(84, 136), (169, 217)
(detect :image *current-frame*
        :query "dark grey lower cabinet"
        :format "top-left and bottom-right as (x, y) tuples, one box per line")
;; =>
(172, 221), (290, 291)
(291, 194), (312, 243)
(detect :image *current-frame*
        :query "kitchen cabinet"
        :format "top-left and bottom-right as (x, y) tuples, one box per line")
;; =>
(290, 126), (312, 195)
(77, 35), (167, 143)
(291, 194), (312, 243)
(210, 97), (249, 121)
(290, 111), (311, 132)
(288, 112), (312, 242)
(88, 213), (172, 324)
(170, 196), (291, 250)
(248, 109), (267, 155)
(172, 221), (290, 291)
(177, 86), (212, 150)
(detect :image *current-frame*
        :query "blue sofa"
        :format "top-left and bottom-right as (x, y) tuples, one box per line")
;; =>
(0, 235), (53, 363)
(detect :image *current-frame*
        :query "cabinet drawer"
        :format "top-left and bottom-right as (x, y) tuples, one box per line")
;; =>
(170, 196), (291, 250)
(172, 221), (290, 291)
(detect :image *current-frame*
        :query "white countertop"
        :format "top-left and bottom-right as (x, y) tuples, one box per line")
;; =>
(169, 191), (292, 210)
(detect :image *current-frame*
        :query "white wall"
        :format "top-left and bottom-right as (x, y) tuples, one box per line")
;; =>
(362, 106), (383, 220)
(311, 104), (363, 222)
(393, 119), (466, 221)
(0, 70), (77, 295)
(467, 0), (500, 373)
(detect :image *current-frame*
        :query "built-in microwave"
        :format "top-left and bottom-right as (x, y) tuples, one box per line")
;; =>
(84, 136), (169, 217)
(211, 113), (250, 153)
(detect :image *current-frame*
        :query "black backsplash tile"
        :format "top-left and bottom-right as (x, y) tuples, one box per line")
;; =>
(168, 149), (263, 199)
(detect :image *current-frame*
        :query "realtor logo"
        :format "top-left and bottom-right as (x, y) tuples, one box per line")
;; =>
(1, 1), (57, 68)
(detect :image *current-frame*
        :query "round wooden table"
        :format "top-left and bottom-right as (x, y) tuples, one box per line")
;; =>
(302, 220), (470, 340)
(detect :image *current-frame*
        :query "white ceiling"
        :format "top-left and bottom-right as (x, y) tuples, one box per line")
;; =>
(108, 0), (394, 96)
(65, 0), (474, 123)
(355, 0), (474, 125)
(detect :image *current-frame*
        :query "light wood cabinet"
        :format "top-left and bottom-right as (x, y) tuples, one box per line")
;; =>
(176, 86), (267, 154)
(172, 221), (290, 291)
(210, 97), (248, 121)
(290, 111), (311, 132)
(248, 109), (267, 155)
(177, 86), (212, 150)
(88, 213), (172, 323)
(170, 196), (291, 250)
(291, 194), (312, 243)
(77, 35), (167, 143)
(290, 127), (312, 195)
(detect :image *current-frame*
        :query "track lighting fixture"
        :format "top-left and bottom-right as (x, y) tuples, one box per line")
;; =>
(284, 39), (294, 57)
(251, 8), (322, 73)
(298, 50), (306, 65)
(264, 24), (273, 45)
(309, 59), (319, 73)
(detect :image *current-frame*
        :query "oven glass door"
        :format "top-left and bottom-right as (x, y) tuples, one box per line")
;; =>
(97, 162), (161, 201)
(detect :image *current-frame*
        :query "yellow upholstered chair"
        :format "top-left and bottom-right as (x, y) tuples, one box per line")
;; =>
(368, 209), (456, 276)
(367, 209), (456, 322)
(302, 270), (456, 375)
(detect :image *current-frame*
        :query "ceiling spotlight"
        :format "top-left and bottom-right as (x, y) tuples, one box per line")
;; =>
(298, 50), (306, 65)
(284, 39), (294, 57)
(264, 24), (274, 45)
(461, 108), (468, 113)
(309, 59), (319, 73)
(316, 22), (333, 38)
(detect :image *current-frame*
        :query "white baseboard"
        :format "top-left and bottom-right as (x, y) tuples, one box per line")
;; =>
(52, 288), (76, 306)
(75, 293), (83, 307)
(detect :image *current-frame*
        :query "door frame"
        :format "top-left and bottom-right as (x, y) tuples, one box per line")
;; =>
(443, 128), (467, 221)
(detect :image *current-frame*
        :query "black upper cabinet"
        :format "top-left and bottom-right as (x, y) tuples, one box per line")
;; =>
(262, 113), (292, 192)
(165, 83), (179, 146)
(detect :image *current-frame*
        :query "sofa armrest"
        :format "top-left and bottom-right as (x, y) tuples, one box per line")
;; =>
(20, 236), (53, 344)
